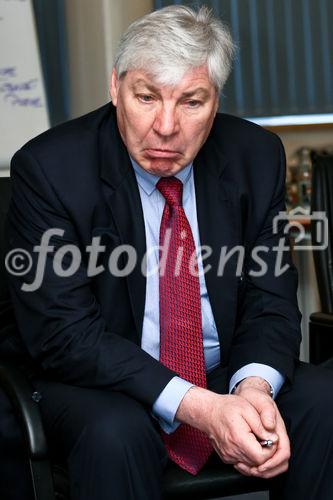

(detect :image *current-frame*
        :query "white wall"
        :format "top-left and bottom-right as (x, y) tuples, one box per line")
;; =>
(278, 128), (333, 161)
(65, 0), (153, 118)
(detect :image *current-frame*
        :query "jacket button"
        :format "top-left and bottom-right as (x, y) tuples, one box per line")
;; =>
(32, 391), (42, 403)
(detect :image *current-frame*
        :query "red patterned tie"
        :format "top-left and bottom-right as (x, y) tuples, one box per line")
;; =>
(156, 176), (213, 475)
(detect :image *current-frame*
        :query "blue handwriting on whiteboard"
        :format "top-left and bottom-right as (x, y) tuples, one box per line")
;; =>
(0, 74), (43, 108)
(0, 66), (17, 79)
(4, 92), (42, 107)
(0, 78), (38, 92)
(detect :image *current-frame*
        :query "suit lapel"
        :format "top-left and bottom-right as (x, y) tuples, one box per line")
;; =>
(194, 136), (241, 364)
(99, 106), (146, 341)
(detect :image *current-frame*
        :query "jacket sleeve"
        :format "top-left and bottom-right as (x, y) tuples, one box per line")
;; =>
(6, 148), (175, 406)
(228, 137), (302, 384)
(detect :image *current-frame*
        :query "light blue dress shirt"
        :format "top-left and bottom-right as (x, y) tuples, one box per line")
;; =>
(131, 158), (285, 433)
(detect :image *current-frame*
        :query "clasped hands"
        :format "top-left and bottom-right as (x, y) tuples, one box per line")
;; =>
(176, 376), (290, 479)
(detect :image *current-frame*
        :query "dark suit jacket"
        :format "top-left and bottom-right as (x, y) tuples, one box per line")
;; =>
(3, 103), (301, 407)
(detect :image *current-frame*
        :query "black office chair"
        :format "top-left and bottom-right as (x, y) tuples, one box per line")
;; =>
(0, 176), (270, 499)
(309, 152), (333, 364)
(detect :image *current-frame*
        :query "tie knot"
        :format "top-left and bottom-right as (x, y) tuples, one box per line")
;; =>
(156, 177), (183, 207)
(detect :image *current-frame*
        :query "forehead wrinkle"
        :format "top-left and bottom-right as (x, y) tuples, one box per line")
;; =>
(131, 80), (212, 99)
(181, 88), (211, 98)
(131, 79), (160, 93)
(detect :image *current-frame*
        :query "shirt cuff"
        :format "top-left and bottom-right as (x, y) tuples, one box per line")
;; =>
(229, 363), (285, 399)
(152, 376), (194, 434)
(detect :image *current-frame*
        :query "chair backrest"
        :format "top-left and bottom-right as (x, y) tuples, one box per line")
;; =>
(0, 177), (17, 343)
(0, 176), (12, 291)
(311, 153), (333, 313)
(0, 176), (11, 256)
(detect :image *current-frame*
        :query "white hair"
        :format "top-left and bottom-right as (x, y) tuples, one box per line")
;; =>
(114, 5), (236, 93)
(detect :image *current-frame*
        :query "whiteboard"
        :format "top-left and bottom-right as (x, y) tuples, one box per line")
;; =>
(0, 0), (49, 171)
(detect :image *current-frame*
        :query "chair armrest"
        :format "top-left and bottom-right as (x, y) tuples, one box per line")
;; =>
(0, 359), (48, 459)
(310, 312), (333, 326)
(309, 312), (333, 364)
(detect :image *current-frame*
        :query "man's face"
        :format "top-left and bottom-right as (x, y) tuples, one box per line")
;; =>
(110, 66), (219, 176)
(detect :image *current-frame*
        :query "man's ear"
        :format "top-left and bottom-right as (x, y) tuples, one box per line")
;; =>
(213, 91), (219, 115)
(110, 68), (119, 106)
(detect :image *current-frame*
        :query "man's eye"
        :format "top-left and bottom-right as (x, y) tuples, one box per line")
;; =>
(138, 94), (154, 103)
(186, 100), (201, 108)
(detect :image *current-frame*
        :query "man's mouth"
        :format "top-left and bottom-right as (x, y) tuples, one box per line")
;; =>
(144, 148), (181, 159)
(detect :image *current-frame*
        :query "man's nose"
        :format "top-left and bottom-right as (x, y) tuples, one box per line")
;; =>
(153, 105), (179, 137)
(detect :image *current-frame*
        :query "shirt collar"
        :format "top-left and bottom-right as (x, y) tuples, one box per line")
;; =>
(130, 156), (193, 196)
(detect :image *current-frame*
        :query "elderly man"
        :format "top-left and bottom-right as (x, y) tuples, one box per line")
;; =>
(3, 5), (333, 500)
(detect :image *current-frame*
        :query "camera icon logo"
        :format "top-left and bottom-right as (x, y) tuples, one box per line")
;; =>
(272, 206), (328, 251)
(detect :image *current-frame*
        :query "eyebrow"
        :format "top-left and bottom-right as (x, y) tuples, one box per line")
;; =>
(181, 88), (211, 99)
(132, 80), (211, 99)
(132, 80), (158, 92)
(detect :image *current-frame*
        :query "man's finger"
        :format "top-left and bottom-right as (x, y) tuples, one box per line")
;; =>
(257, 442), (290, 472)
(211, 432), (268, 468)
(234, 462), (252, 476)
(239, 388), (277, 432)
(237, 459), (289, 479)
(257, 414), (290, 472)
(242, 405), (278, 443)
(260, 405), (276, 430)
(237, 431), (277, 466)
(254, 460), (289, 479)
